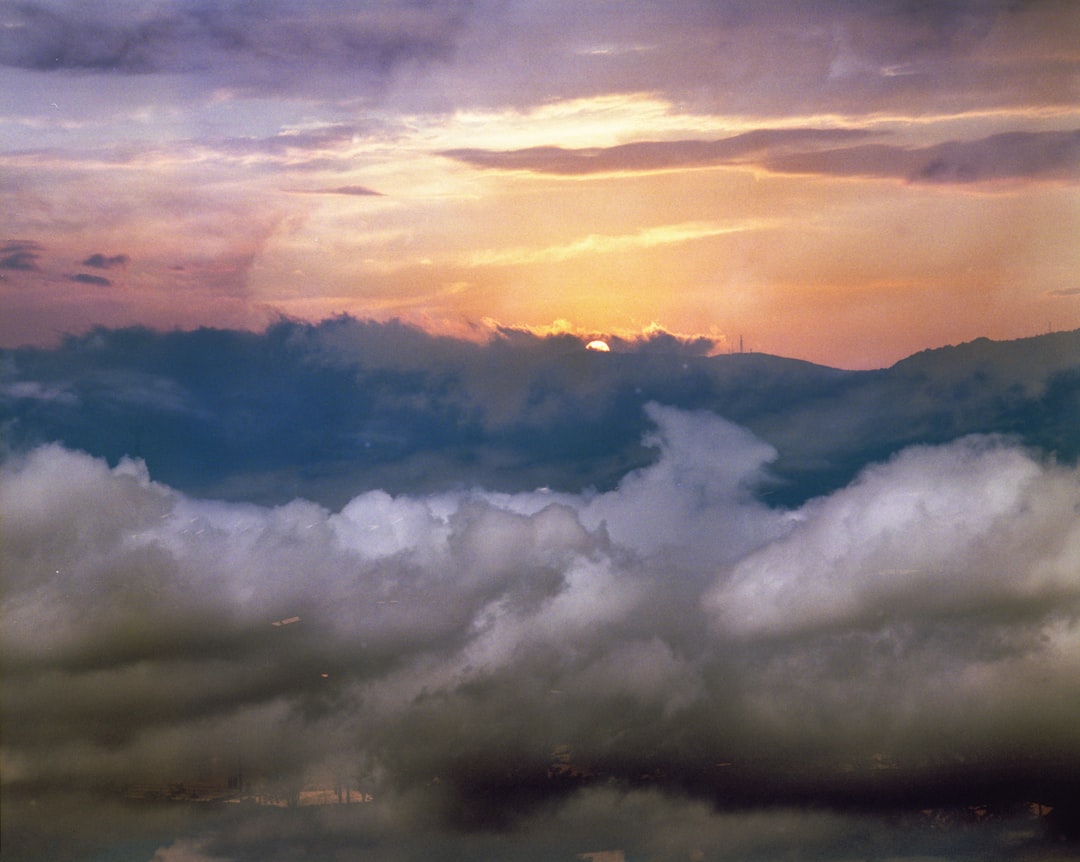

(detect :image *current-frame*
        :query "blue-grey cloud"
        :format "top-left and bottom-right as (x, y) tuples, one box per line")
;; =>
(442, 128), (875, 175)
(2, 320), (1078, 511)
(66, 273), (111, 286)
(0, 239), (43, 271)
(0, 1), (470, 90)
(294, 185), (385, 197)
(81, 253), (129, 269)
(1, 0), (1072, 124)
(766, 129), (1080, 184)
(444, 129), (1080, 185)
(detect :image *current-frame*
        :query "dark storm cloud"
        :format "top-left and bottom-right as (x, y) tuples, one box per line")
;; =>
(81, 253), (129, 269)
(67, 273), (111, 286)
(766, 129), (1080, 184)
(441, 128), (875, 175)
(0, 239), (43, 271)
(2, 319), (1078, 510)
(0, 1), (469, 85)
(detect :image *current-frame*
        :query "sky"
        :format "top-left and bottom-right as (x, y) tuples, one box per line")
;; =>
(1, 0), (1079, 368)
(3, 3), (1080, 861)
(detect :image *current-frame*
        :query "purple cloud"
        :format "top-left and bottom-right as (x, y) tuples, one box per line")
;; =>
(0, 240), (43, 271)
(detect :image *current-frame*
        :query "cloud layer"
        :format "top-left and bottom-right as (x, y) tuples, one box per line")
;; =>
(3, 320), (1078, 510)
(4, 326), (1080, 862)
(3, 394), (1079, 860)
(446, 130), (1080, 185)
(0, 0), (468, 88)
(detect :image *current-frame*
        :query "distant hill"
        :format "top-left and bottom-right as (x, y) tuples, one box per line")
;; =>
(2, 323), (1077, 508)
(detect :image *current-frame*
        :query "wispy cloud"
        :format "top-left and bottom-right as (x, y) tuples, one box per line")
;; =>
(0, 239), (44, 271)
(444, 128), (1080, 186)
(766, 129), (1080, 185)
(442, 128), (874, 176)
(292, 185), (384, 197)
(467, 220), (766, 266)
(67, 272), (111, 286)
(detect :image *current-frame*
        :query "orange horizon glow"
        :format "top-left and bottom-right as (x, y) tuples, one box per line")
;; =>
(2, 8), (1078, 369)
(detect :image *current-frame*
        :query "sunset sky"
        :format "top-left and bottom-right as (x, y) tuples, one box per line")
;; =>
(2, 0), (1078, 367)
(4, 6), (1080, 859)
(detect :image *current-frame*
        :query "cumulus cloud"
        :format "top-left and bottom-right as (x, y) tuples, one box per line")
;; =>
(4, 325), (1080, 859)
(3, 399), (1079, 859)
(707, 436), (1080, 638)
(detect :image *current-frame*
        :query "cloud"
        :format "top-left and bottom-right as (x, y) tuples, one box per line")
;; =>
(4, 321), (1080, 858)
(706, 435), (1080, 639)
(0, 1), (470, 91)
(443, 129), (1080, 186)
(2, 320), (1078, 512)
(466, 221), (762, 266)
(3, 403), (1079, 859)
(442, 128), (874, 176)
(67, 273), (112, 286)
(0, 240), (43, 271)
(310, 185), (384, 196)
(765, 130), (1080, 185)
(287, 184), (385, 197)
(81, 253), (129, 269)
(210, 125), (360, 159)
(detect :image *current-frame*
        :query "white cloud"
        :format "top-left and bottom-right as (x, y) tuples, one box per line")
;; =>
(3, 405), (1079, 858)
(705, 436), (1080, 639)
